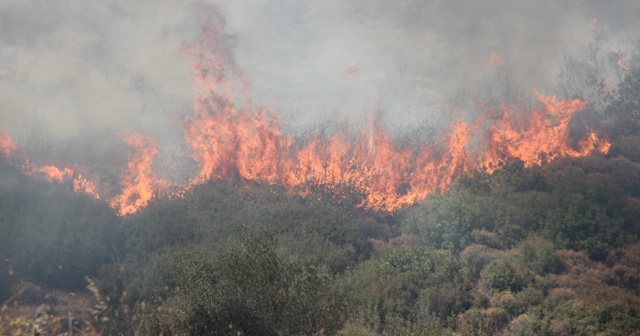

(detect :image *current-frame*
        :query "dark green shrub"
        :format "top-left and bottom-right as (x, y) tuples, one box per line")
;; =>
(482, 258), (533, 294)
(173, 232), (345, 336)
(339, 246), (471, 333)
(519, 236), (564, 275)
(0, 163), (122, 297)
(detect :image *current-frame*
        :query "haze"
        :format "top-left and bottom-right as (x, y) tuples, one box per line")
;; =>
(1, 0), (638, 141)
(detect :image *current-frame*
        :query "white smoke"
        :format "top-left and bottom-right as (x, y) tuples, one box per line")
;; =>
(0, 0), (638, 140)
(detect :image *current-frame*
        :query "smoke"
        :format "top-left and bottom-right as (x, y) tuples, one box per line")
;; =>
(0, 0), (638, 140)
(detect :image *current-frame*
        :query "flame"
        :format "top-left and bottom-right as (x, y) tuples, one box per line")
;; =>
(0, 132), (17, 158)
(73, 175), (102, 199)
(481, 92), (610, 171)
(490, 52), (505, 67)
(178, 18), (610, 212)
(110, 132), (166, 216)
(23, 162), (101, 199)
(589, 12), (602, 34)
(181, 16), (286, 186)
(344, 66), (361, 80)
(29, 165), (74, 182)
(617, 59), (630, 71)
(0, 18), (613, 215)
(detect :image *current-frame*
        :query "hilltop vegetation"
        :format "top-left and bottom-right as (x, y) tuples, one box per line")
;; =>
(2, 70), (640, 335)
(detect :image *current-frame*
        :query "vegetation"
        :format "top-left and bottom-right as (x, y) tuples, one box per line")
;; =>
(2, 56), (640, 336)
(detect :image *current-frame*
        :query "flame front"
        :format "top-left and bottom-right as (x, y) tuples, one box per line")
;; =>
(617, 59), (630, 71)
(23, 162), (101, 199)
(0, 18), (613, 215)
(481, 93), (610, 171)
(110, 132), (166, 216)
(179, 19), (610, 212)
(0, 132), (17, 158)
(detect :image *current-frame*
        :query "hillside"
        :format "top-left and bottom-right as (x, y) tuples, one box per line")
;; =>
(2, 68), (640, 335)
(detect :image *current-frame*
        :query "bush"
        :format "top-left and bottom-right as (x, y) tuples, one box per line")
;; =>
(482, 258), (533, 294)
(339, 246), (471, 333)
(173, 232), (346, 336)
(0, 163), (122, 298)
(519, 237), (564, 275)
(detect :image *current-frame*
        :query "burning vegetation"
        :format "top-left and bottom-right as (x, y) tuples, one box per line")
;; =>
(2, 8), (640, 336)
(0, 18), (613, 216)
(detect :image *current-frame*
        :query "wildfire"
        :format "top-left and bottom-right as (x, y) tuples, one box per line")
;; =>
(23, 162), (101, 199)
(110, 132), (167, 216)
(178, 18), (611, 212)
(344, 66), (361, 80)
(589, 12), (602, 34)
(28, 164), (74, 182)
(0, 17), (614, 215)
(0, 132), (17, 158)
(617, 58), (630, 71)
(490, 52), (505, 67)
(481, 92), (610, 171)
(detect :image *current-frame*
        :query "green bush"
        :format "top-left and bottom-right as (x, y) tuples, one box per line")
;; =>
(482, 258), (533, 294)
(0, 163), (122, 298)
(339, 246), (470, 334)
(173, 232), (345, 336)
(519, 236), (564, 275)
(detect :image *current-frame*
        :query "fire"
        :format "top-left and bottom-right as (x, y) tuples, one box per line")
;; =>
(0, 129), (167, 214)
(181, 16), (286, 186)
(0, 18), (613, 215)
(29, 165), (74, 182)
(481, 92), (610, 171)
(23, 162), (101, 199)
(589, 12), (602, 34)
(178, 18), (610, 212)
(0, 132), (17, 158)
(490, 52), (505, 67)
(344, 66), (361, 80)
(110, 132), (167, 216)
(617, 59), (630, 71)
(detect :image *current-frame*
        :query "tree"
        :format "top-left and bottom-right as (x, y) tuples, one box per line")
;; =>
(173, 232), (345, 336)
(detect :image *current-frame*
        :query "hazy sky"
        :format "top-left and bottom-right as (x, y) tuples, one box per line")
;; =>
(1, 0), (638, 141)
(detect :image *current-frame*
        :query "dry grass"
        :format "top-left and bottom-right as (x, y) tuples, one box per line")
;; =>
(1, 281), (104, 335)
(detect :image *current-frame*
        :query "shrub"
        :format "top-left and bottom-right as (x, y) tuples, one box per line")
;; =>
(173, 232), (345, 336)
(482, 258), (533, 294)
(519, 236), (564, 275)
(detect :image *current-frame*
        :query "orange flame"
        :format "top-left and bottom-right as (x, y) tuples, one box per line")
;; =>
(73, 175), (102, 199)
(29, 165), (74, 182)
(344, 66), (361, 80)
(0, 18), (613, 215)
(589, 12), (602, 34)
(0, 132), (17, 158)
(23, 162), (101, 199)
(617, 59), (630, 71)
(178, 18), (610, 212)
(110, 132), (166, 216)
(481, 92), (610, 171)
(490, 52), (505, 67)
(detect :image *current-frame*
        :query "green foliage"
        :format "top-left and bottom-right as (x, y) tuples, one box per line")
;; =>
(339, 246), (470, 334)
(0, 162), (122, 299)
(173, 232), (345, 336)
(403, 187), (495, 251)
(606, 68), (640, 138)
(456, 307), (511, 336)
(482, 257), (534, 294)
(459, 243), (505, 278)
(4, 67), (640, 334)
(403, 154), (638, 260)
(520, 297), (640, 336)
(123, 180), (387, 278)
(519, 236), (564, 275)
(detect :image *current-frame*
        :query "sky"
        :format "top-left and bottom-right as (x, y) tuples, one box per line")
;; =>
(0, 0), (638, 143)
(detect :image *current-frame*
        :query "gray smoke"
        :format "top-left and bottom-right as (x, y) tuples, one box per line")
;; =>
(0, 0), (638, 142)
